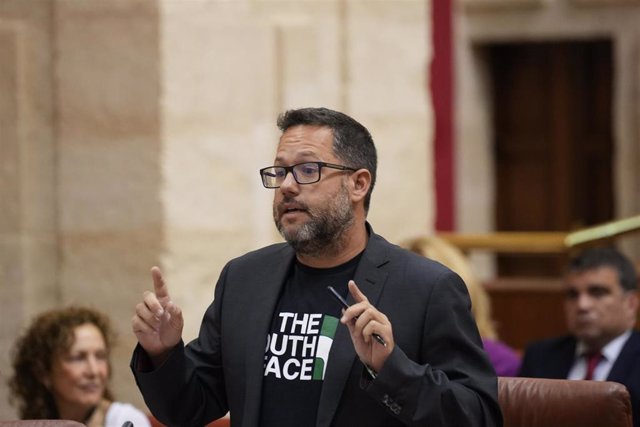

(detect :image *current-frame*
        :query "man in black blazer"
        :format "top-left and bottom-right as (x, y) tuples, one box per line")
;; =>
(131, 107), (502, 427)
(519, 247), (640, 427)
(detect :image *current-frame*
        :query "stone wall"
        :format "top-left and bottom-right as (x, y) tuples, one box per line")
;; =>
(53, 0), (164, 415)
(0, 0), (59, 418)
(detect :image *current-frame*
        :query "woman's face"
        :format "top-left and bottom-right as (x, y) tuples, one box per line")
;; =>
(48, 323), (109, 415)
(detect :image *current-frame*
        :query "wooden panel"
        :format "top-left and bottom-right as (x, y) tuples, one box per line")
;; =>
(486, 278), (568, 350)
(490, 40), (614, 277)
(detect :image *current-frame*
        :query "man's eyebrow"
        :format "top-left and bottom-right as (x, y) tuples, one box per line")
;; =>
(586, 282), (609, 288)
(565, 284), (611, 292)
(586, 284), (611, 291)
(274, 151), (320, 163)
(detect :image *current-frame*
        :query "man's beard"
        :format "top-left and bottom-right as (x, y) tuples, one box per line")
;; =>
(273, 182), (355, 257)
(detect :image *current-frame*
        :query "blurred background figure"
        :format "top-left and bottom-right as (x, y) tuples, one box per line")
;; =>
(518, 246), (640, 427)
(404, 236), (521, 376)
(8, 306), (150, 427)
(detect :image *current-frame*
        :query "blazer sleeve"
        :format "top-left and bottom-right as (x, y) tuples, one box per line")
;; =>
(363, 269), (503, 427)
(130, 264), (231, 427)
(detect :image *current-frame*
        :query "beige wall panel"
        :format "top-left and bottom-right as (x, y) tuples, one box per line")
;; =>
(346, 0), (433, 241)
(161, 1), (280, 340)
(0, 23), (24, 421)
(160, 0), (434, 341)
(0, 0), (57, 418)
(54, 0), (162, 411)
(0, 28), (21, 233)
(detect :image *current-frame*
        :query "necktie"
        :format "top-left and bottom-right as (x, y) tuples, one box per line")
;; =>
(583, 351), (604, 380)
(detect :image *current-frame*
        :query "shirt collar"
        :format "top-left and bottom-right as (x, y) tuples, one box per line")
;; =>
(575, 329), (633, 360)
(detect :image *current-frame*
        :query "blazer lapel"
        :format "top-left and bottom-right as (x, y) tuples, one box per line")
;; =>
(552, 339), (578, 379)
(241, 245), (295, 427)
(316, 232), (390, 427)
(607, 331), (640, 383)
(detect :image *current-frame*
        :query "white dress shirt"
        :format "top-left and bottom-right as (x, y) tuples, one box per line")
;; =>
(567, 329), (632, 381)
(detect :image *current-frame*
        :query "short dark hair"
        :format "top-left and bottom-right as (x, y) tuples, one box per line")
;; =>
(567, 247), (638, 292)
(277, 107), (377, 212)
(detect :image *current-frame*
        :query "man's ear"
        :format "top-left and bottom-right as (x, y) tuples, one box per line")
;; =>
(350, 169), (371, 203)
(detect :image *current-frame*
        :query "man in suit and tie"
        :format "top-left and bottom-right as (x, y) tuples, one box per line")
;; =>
(130, 107), (502, 427)
(519, 247), (640, 427)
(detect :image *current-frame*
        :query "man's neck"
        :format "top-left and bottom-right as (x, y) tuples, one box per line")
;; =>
(296, 222), (368, 268)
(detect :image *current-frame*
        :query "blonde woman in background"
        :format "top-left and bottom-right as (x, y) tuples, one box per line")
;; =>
(404, 236), (521, 376)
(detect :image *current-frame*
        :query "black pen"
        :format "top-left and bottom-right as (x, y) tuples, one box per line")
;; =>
(327, 285), (387, 347)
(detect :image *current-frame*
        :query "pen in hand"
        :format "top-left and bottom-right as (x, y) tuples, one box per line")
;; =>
(327, 285), (387, 347)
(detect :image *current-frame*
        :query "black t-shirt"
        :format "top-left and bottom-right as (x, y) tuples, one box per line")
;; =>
(259, 254), (361, 426)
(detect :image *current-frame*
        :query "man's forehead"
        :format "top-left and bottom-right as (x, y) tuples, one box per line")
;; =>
(275, 127), (335, 160)
(565, 266), (621, 288)
(279, 124), (333, 140)
(275, 148), (318, 159)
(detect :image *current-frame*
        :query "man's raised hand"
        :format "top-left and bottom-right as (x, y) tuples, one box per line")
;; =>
(132, 266), (184, 362)
(340, 280), (394, 372)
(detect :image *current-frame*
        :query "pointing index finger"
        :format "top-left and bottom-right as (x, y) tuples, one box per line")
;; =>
(151, 266), (170, 300)
(348, 280), (368, 303)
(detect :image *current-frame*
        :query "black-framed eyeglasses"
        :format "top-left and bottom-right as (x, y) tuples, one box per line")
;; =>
(259, 161), (357, 188)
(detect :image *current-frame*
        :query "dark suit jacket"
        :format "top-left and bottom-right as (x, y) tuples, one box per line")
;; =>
(132, 227), (502, 427)
(519, 331), (640, 427)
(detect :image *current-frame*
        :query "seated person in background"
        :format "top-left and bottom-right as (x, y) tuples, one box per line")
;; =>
(519, 247), (640, 427)
(9, 306), (151, 427)
(404, 236), (521, 376)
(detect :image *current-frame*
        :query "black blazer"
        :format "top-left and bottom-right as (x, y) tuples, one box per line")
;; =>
(519, 331), (640, 427)
(132, 228), (502, 427)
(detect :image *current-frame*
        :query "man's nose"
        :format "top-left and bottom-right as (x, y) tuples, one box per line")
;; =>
(279, 171), (299, 194)
(576, 293), (593, 310)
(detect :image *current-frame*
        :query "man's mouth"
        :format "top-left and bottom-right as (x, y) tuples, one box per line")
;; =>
(280, 202), (307, 217)
(284, 207), (304, 213)
(575, 317), (595, 328)
(281, 208), (307, 220)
